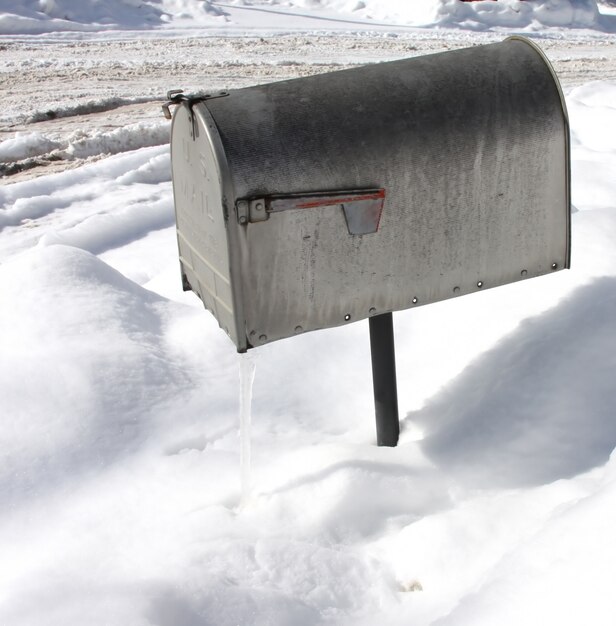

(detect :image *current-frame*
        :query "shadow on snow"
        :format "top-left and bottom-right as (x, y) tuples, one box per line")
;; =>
(409, 276), (616, 489)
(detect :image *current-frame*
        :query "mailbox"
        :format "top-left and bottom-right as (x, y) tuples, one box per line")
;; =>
(167, 36), (570, 355)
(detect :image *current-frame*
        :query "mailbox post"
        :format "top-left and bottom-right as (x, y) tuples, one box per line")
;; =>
(166, 36), (570, 446)
(369, 313), (400, 447)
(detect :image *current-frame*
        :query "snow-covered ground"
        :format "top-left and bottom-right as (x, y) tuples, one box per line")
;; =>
(1, 1), (616, 625)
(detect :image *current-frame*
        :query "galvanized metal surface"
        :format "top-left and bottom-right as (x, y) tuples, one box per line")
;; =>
(170, 36), (570, 352)
(171, 102), (241, 346)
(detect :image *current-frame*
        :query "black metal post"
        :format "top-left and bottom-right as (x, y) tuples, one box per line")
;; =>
(368, 312), (400, 447)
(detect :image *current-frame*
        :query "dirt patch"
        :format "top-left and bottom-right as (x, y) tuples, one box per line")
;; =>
(1, 33), (615, 183)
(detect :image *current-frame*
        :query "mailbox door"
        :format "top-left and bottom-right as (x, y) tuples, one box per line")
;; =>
(170, 103), (246, 349)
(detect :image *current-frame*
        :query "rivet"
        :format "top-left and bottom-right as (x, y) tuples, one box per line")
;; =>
(521, 269), (528, 277)
(239, 215), (248, 225)
(412, 297), (418, 304)
(259, 334), (267, 342)
(453, 286), (460, 294)
(477, 281), (484, 288)
(294, 325), (303, 334)
(255, 202), (264, 211)
(369, 307), (377, 315)
(344, 314), (351, 321)
(551, 263), (558, 270)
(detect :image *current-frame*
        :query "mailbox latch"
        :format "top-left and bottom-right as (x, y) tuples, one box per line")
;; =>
(162, 89), (229, 120)
(236, 189), (386, 235)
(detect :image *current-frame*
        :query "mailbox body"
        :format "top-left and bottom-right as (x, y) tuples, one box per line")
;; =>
(170, 37), (570, 353)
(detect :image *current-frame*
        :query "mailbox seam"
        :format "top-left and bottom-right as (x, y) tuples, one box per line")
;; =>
(177, 230), (232, 285)
(179, 255), (234, 316)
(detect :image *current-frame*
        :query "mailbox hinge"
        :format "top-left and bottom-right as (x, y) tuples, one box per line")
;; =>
(236, 198), (268, 225)
(161, 89), (229, 120)
(236, 199), (250, 225)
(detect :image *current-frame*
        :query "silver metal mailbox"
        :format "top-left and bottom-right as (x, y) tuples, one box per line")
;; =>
(168, 36), (570, 354)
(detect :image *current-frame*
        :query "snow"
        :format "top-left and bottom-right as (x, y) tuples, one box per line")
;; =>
(0, 132), (61, 163)
(0, 0), (614, 33)
(286, 0), (603, 30)
(2, 1), (616, 625)
(0, 123), (169, 177)
(0, 0), (165, 34)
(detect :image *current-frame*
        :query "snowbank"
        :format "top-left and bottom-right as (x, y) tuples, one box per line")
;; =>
(0, 121), (170, 178)
(0, 0), (225, 34)
(0, 132), (61, 163)
(0, 0), (164, 33)
(268, 0), (601, 29)
(434, 0), (601, 29)
(0, 0), (608, 34)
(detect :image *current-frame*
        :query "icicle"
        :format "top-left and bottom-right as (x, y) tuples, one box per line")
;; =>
(239, 352), (256, 504)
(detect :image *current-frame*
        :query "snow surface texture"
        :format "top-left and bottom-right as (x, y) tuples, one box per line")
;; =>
(2, 3), (616, 626)
(0, 0), (614, 33)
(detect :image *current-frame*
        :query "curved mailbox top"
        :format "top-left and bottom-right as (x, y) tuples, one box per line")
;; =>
(170, 36), (570, 352)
